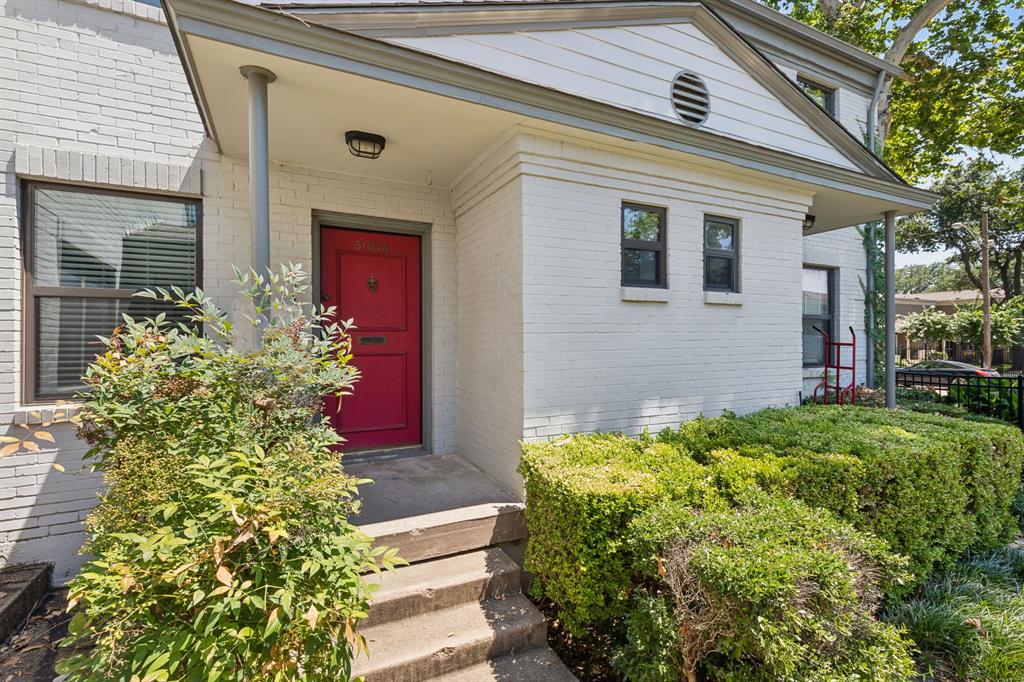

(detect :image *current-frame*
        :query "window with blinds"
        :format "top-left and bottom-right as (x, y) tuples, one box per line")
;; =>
(24, 183), (200, 401)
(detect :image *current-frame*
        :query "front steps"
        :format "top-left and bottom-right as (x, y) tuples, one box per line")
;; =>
(348, 453), (575, 681)
(354, 548), (575, 681)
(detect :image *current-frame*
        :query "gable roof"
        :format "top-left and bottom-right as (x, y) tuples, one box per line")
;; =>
(265, 1), (899, 181)
(163, 0), (936, 223)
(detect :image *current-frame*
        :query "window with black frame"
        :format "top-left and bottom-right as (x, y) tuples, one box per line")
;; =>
(703, 216), (739, 292)
(23, 183), (200, 401)
(802, 267), (835, 366)
(621, 203), (666, 288)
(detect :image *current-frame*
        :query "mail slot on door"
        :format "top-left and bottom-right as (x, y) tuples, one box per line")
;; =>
(358, 336), (387, 345)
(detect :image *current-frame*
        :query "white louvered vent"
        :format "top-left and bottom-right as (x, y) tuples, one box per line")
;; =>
(670, 71), (710, 126)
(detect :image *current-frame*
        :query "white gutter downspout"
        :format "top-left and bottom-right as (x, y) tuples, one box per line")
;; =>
(864, 69), (886, 388)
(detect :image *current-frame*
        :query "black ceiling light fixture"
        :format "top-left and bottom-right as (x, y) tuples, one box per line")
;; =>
(802, 214), (817, 231)
(345, 130), (386, 159)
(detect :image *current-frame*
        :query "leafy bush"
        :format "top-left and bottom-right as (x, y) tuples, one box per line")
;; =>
(519, 436), (724, 631)
(610, 590), (680, 682)
(58, 267), (400, 681)
(948, 377), (1021, 424)
(660, 406), (1023, 582)
(887, 546), (1024, 681)
(521, 405), (1023, 680)
(626, 495), (914, 682)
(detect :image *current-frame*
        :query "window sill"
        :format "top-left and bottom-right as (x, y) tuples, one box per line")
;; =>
(803, 366), (826, 379)
(6, 403), (82, 426)
(621, 287), (669, 303)
(704, 291), (743, 306)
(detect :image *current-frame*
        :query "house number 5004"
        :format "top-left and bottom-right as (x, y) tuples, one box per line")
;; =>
(355, 240), (389, 254)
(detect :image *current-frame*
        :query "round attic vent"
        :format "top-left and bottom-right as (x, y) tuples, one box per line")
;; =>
(670, 71), (710, 126)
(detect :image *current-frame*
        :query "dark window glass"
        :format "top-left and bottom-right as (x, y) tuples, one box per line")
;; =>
(24, 183), (200, 400)
(802, 267), (834, 366)
(703, 216), (738, 292)
(621, 203), (666, 288)
(797, 77), (836, 115)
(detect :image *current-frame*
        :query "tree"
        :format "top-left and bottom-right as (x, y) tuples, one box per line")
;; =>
(952, 303), (1023, 346)
(895, 260), (978, 293)
(896, 306), (954, 358)
(897, 159), (1024, 299)
(763, 0), (1024, 181)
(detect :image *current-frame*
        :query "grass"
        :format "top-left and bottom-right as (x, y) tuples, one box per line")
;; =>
(886, 545), (1024, 682)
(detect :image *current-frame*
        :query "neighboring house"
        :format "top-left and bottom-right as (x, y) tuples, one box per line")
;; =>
(896, 289), (1003, 316)
(1, 0), (934, 583)
(896, 289), (1004, 362)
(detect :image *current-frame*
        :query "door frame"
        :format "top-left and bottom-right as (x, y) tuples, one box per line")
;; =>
(312, 210), (433, 454)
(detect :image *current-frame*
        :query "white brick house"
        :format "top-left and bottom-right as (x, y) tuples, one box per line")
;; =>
(1, 0), (933, 583)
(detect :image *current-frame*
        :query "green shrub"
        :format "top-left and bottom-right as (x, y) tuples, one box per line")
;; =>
(58, 266), (401, 681)
(948, 377), (1021, 424)
(887, 546), (1024, 681)
(627, 495), (914, 682)
(610, 590), (680, 682)
(659, 406), (1024, 581)
(519, 436), (724, 632)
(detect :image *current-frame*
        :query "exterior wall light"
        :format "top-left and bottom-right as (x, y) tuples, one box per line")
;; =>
(802, 214), (816, 231)
(345, 131), (386, 159)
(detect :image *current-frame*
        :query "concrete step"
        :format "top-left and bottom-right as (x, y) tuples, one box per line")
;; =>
(427, 646), (579, 681)
(359, 502), (526, 565)
(353, 594), (547, 681)
(363, 548), (521, 629)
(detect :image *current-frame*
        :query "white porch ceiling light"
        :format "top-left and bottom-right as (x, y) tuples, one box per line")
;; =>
(345, 130), (386, 159)
(670, 71), (710, 127)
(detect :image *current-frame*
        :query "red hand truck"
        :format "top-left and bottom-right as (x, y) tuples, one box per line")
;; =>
(812, 325), (857, 405)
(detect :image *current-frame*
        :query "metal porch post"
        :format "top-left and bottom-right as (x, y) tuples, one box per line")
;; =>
(240, 65), (276, 278)
(884, 210), (897, 408)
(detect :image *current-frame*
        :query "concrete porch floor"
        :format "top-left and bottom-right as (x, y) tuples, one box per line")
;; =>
(345, 452), (526, 564)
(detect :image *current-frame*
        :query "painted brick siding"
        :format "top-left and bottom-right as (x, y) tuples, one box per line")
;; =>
(514, 132), (817, 440)
(1, 0), (459, 582)
(451, 134), (525, 494)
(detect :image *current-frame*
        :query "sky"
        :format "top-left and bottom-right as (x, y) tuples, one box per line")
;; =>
(896, 152), (1024, 268)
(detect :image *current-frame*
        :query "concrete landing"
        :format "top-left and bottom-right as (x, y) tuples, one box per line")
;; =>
(347, 453), (526, 564)
(346, 452), (521, 525)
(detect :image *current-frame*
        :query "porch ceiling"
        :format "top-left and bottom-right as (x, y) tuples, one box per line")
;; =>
(187, 37), (523, 186)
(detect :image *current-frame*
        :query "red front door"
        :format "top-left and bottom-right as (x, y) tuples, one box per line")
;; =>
(321, 227), (422, 450)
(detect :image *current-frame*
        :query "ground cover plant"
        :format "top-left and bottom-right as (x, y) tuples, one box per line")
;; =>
(57, 266), (400, 681)
(886, 546), (1024, 681)
(520, 405), (1024, 680)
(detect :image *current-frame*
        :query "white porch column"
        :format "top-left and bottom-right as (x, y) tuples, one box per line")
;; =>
(239, 65), (276, 277)
(884, 209), (897, 408)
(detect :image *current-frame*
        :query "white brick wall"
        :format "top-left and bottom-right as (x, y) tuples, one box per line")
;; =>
(512, 132), (818, 440)
(451, 135), (525, 493)
(1, 0), (872, 580)
(0, 0), (459, 582)
(802, 227), (869, 398)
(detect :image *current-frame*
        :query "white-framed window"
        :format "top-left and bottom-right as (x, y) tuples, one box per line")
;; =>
(802, 266), (835, 366)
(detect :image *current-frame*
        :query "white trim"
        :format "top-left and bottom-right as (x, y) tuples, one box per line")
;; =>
(621, 287), (670, 303)
(704, 291), (744, 306)
(13, 146), (202, 196)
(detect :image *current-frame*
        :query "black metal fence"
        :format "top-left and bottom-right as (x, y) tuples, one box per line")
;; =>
(895, 372), (1024, 428)
(945, 343), (1024, 374)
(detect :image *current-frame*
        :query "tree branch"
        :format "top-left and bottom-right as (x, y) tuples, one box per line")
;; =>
(885, 0), (955, 65)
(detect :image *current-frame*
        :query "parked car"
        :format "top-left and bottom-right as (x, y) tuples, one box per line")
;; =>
(897, 360), (1000, 389)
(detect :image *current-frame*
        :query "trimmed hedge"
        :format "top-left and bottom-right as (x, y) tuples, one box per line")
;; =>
(520, 406), (1024, 636)
(629, 494), (915, 681)
(660, 406), (1023, 580)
